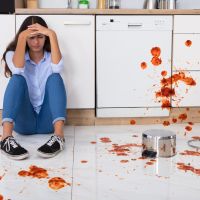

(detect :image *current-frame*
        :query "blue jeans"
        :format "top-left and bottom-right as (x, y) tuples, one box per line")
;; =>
(2, 73), (67, 135)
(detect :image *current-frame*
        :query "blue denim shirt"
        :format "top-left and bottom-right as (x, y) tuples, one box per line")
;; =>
(5, 51), (64, 113)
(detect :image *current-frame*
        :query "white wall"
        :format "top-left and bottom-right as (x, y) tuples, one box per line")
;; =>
(176, 0), (200, 9)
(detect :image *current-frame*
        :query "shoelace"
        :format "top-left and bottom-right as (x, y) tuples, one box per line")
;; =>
(47, 135), (64, 150)
(3, 137), (19, 152)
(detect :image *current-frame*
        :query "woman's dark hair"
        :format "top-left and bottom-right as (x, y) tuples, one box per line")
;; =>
(1, 16), (51, 77)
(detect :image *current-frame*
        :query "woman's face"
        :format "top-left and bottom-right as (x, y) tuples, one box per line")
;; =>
(26, 34), (46, 53)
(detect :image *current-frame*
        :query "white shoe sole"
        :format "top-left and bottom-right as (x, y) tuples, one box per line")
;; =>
(1, 149), (29, 160)
(37, 150), (62, 158)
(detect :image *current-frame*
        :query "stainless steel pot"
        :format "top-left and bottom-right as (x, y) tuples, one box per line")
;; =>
(158, 0), (176, 9)
(145, 0), (157, 9)
(142, 129), (176, 158)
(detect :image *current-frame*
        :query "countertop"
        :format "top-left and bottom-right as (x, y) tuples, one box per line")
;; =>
(15, 8), (200, 15)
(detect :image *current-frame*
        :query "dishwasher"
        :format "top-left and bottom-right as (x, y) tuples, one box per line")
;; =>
(96, 15), (173, 117)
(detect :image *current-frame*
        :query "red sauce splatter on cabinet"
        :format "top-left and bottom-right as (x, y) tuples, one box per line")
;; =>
(141, 62), (147, 70)
(151, 47), (161, 57)
(180, 150), (200, 156)
(161, 70), (167, 77)
(185, 40), (192, 47)
(151, 57), (162, 66)
(178, 113), (187, 121)
(172, 118), (177, 123)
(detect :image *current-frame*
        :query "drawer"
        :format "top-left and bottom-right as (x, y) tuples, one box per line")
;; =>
(174, 15), (200, 33)
(173, 34), (200, 71)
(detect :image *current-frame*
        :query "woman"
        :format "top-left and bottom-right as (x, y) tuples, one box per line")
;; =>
(0, 16), (67, 160)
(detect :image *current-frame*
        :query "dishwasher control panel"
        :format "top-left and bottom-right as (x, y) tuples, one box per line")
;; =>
(96, 15), (173, 31)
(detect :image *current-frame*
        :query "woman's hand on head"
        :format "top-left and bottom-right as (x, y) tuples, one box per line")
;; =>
(27, 23), (54, 37)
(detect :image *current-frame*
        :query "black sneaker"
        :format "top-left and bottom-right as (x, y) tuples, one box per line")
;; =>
(37, 135), (65, 158)
(0, 136), (29, 160)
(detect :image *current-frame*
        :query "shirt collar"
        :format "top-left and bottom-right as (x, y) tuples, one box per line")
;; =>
(25, 51), (47, 64)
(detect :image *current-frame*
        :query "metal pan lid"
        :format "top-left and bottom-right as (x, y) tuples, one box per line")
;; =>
(142, 129), (176, 140)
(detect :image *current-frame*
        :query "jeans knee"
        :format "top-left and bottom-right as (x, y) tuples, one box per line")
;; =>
(10, 75), (26, 86)
(46, 73), (62, 85)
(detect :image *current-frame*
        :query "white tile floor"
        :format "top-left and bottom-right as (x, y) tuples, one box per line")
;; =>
(1, 124), (200, 200)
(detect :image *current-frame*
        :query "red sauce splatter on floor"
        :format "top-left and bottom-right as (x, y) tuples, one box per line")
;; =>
(178, 113), (187, 121)
(0, 173), (5, 181)
(161, 71), (167, 77)
(146, 161), (154, 165)
(151, 47), (161, 57)
(140, 62), (147, 70)
(161, 99), (171, 109)
(120, 160), (129, 163)
(177, 163), (200, 176)
(185, 40), (192, 47)
(186, 108), (190, 111)
(132, 135), (138, 137)
(151, 57), (162, 66)
(18, 165), (48, 179)
(138, 156), (147, 160)
(0, 194), (3, 200)
(180, 150), (200, 156)
(109, 143), (142, 156)
(172, 118), (177, 123)
(48, 177), (71, 190)
(90, 141), (96, 144)
(185, 126), (192, 131)
(163, 121), (170, 126)
(192, 136), (200, 140)
(130, 119), (136, 125)
(81, 160), (88, 163)
(100, 137), (112, 143)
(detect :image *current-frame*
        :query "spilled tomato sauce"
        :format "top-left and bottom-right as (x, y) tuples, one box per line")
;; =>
(120, 160), (129, 163)
(180, 150), (200, 156)
(140, 62), (147, 70)
(90, 141), (96, 144)
(185, 40), (192, 47)
(188, 122), (194, 126)
(177, 163), (200, 176)
(109, 143), (142, 156)
(18, 165), (48, 179)
(81, 160), (88, 163)
(151, 47), (161, 57)
(192, 136), (200, 140)
(0, 194), (3, 200)
(130, 119), (136, 125)
(161, 70), (167, 77)
(163, 121), (170, 126)
(172, 118), (177, 123)
(151, 57), (162, 66)
(48, 177), (71, 190)
(178, 113), (187, 121)
(100, 137), (112, 143)
(185, 126), (192, 131)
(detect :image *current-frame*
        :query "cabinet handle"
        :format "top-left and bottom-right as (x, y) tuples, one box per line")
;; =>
(63, 21), (91, 25)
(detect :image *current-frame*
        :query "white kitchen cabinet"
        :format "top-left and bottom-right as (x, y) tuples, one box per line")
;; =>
(16, 15), (95, 109)
(0, 15), (15, 109)
(173, 15), (200, 107)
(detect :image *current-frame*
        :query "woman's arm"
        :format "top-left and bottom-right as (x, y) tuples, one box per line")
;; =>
(13, 29), (32, 68)
(28, 23), (62, 64)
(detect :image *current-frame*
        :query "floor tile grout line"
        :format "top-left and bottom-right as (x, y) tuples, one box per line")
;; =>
(70, 126), (76, 200)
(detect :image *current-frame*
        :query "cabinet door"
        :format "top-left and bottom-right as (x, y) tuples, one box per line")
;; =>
(16, 15), (95, 109)
(0, 15), (15, 109)
(172, 71), (200, 107)
(173, 34), (200, 71)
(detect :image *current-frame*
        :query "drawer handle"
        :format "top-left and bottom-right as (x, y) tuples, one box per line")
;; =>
(63, 21), (91, 25)
(128, 23), (143, 27)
